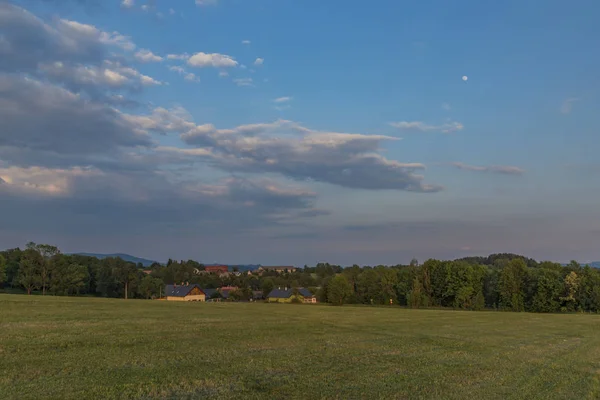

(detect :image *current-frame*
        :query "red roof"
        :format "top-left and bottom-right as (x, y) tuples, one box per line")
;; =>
(205, 265), (229, 272)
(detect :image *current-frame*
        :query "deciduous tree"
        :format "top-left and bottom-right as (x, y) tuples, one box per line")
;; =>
(18, 249), (43, 295)
(0, 254), (6, 286)
(327, 275), (352, 306)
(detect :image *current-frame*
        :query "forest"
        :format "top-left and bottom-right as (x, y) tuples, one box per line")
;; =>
(1, 242), (599, 313)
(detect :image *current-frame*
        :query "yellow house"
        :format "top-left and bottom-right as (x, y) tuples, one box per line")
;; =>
(267, 287), (317, 303)
(165, 284), (206, 302)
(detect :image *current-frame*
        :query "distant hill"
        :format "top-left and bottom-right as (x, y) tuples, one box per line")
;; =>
(561, 262), (600, 269)
(71, 253), (159, 267)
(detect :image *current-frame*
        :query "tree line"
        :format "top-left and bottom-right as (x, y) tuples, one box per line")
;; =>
(1, 243), (599, 313)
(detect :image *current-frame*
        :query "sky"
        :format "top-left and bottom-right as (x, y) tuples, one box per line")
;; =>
(1, 0), (599, 266)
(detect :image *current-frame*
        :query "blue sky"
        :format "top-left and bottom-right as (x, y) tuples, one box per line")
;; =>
(1, 0), (599, 265)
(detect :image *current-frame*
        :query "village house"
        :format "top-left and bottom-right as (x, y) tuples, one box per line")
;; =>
(164, 284), (206, 302)
(204, 265), (229, 274)
(267, 287), (317, 303)
(257, 266), (297, 275)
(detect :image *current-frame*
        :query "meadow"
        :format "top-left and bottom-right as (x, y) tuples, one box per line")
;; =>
(1, 295), (599, 399)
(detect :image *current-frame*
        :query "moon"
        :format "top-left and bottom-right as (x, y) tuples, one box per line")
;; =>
(462, 75), (468, 81)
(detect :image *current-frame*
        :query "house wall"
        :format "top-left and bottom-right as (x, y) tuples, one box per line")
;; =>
(184, 294), (205, 301)
(165, 294), (206, 302)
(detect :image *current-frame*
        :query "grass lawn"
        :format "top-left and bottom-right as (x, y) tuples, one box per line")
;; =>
(1, 295), (600, 399)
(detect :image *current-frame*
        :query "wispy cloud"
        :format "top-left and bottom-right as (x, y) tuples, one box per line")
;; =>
(168, 66), (199, 83)
(560, 97), (580, 114)
(134, 49), (163, 63)
(233, 78), (253, 87)
(121, 0), (134, 8)
(442, 103), (451, 111)
(274, 97), (292, 103)
(196, 0), (217, 6)
(450, 162), (525, 176)
(390, 121), (464, 133)
(242, 40), (251, 45)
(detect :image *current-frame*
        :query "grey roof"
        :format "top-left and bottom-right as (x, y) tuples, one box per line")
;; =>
(267, 287), (313, 299)
(165, 284), (203, 297)
(202, 288), (218, 298)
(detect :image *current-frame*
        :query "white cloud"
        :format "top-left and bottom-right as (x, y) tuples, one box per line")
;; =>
(121, 0), (135, 8)
(184, 73), (200, 83)
(169, 66), (186, 74)
(560, 98), (579, 114)
(218, 71), (229, 78)
(242, 40), (251, 45)
(196, 0), (218, 5)
(98, 31), (136, 51)
(169, 8), (176, 15)
(389, 121), (464, 133)
(254, 57), (264, 66)
(450, 162), (525, 176)
(56, 19), (135, 52)
(134, 49), (163, 63)
(141, 5), (149, 11)
(39, 60), (162, 89)
(233, 78), (253, 87)
(187, 52), (238, 68)
(167, 53), (190, 61)
(274, 97), (292, 103)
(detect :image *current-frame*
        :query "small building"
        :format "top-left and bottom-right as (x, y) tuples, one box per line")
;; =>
(267, 287), (317, 303)
(258, 266), (297, 274)
(165, 284), (206, 302)
(252, 290), (264, 301)
(220, 286), (238, 300)
(205, 265), (229, 274)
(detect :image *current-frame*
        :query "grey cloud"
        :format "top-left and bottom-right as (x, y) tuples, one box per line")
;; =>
(0, 3), (106, 72)
(169, 119), (442, 192)
(0, 4), (333, 250)
(0, 171), (324, 236)
(296, 209), (331, 218)
(270, 232), (320, 240)
(450, 162), (525, 176)
(0, 75), (153, 159)
(0, 4), (161, 100)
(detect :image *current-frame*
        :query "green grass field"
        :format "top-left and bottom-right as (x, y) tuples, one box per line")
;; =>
(2, 295), (600, 399)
